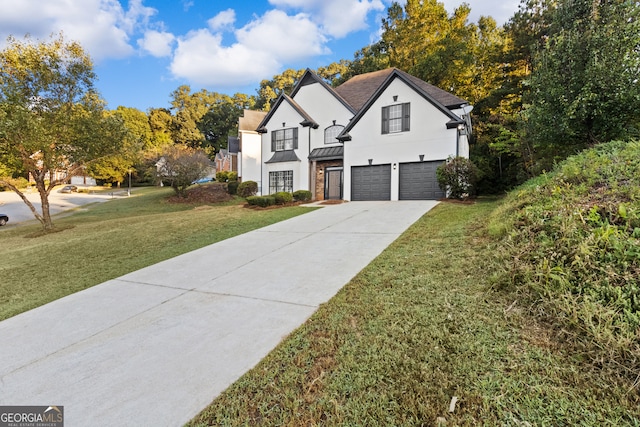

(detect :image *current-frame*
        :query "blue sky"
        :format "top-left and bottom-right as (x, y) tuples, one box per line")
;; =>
(0, 0), (519, 112)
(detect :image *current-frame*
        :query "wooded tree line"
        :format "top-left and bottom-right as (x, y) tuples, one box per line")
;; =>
(2, 0), (639, 225)
(317, 0), (640, 192)
(147, 0), (639, 193)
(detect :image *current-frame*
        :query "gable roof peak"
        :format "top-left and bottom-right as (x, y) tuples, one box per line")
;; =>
(335, 67), (467, 112)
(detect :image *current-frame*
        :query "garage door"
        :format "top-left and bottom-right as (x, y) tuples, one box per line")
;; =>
(399, 161), (445, 200)
(351, 164), (391, 201)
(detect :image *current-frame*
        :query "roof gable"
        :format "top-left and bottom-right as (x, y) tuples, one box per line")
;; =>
(335, 68), (467, 112)
(290, 69), (356, 114)
(256, 94), (318, 133)
(337, 68), (467, 139)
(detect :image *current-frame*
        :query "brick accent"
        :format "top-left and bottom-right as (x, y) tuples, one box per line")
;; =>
(314, 160), (343, 201)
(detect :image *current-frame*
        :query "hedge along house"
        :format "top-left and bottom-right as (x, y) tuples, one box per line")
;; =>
(254, 67), (472, 201)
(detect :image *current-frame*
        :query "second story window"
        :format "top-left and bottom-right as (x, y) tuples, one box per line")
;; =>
(382, 103), (410, 134)
(272, 128), (298, 151)
(324, 124), (345, 144)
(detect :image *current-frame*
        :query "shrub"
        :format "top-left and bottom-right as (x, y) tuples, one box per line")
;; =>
(227, 171), (238, 182)
(227, 181), (239, 195)
(0, 177), (29, 190)
(246, 195), (275, 207)
(274, 191), (293, 205)
(436, 156), (479, 199)
(293, 190), (312, 202)
(237, 181), (258, 198)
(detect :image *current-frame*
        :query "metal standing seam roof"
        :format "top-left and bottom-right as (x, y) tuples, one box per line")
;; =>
(265, 150), (301, 164)
(308, 146), (344, 161)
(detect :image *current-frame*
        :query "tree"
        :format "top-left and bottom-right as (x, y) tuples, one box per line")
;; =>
(156, 145), (213, 197)
(198, 93), (255, 154)
(0, 34), (126, 231)
(525, 0), (640, 168)
(88, 106), (150, 186)
(148, 107), (174, 150)
(255, 69), (305, 110)
(170, 85), (211, 148)
(380, 0), (477, 98)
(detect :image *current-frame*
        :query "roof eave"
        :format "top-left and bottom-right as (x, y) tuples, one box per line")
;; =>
(446, 119), (465, 129)
(300, 119), (319, 129)
(337, 132), (352, 142)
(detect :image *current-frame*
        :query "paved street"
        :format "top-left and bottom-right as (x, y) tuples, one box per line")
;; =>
(0, 187), (127, 226)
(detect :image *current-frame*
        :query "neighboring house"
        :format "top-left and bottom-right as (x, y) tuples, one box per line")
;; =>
(215, 143), (237, 173)
(237, 109), (267, 193)
(251, 67), (473, 201)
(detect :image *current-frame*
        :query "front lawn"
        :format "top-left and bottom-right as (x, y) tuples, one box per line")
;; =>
(0, 187), (313, 321)
(189, 198), (639, 425)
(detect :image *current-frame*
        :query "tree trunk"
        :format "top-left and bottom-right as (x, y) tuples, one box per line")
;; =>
(0, 178), (50, 230)
(37, 182), (54, 231)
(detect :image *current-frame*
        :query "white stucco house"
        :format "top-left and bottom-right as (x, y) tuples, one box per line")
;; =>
(237, 109), (267, 192)
(249, 67), (472, 201)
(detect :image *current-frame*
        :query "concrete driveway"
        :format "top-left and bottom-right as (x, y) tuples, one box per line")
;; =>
(0, 200), (438, 426)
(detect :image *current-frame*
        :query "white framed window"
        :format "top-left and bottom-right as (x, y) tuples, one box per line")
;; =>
(382, 103), (410, 134)
(324, 124), (345, 144)
(269, 170), (293, 193)
(271, 128), (298, 151)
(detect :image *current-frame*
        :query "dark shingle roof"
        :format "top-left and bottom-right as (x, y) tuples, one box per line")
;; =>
(228, 137), (239, 154)
(334, 69), (393, 112)
(239, 110), (267, 132)
(334, 68), (467, 111)
(336, 68), (468, 141)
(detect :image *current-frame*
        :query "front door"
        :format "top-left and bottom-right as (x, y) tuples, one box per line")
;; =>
(325, 167), (343, 200)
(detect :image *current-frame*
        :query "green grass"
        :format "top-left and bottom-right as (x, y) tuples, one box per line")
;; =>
(487, 140), (640, 377)
(188, 199), (640, 426)
(0, 187), (313, 321)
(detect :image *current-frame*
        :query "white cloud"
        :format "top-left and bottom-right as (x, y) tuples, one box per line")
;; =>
(138, 30), (175, 57)
(208, 9), (236, 32)
(268, 0), (385, 38)
(439, 0), (519, 25)
(170, 29), (279, 87)
(0, 0), (158, 60)
(168, 9), (332, 86)
(236, 10), (329, 61)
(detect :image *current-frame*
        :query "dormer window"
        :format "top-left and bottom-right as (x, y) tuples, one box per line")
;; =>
(271, 128), (298, 151)
(324, 124), (345, 144)
(382, 103), (410, 134)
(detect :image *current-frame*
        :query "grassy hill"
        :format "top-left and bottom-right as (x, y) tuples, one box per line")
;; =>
(190, 140), (640, 426)
(487, 139), (640, 377)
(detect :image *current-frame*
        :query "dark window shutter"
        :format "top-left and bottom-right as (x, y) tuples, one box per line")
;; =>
(382, 106), (389, 134)
(271, 131), (276, 151)
(402, 103), (410, 132)
(293, 127), (298, 149)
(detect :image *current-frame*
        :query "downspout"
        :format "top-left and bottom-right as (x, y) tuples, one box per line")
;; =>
(309, 127), (313, 197)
